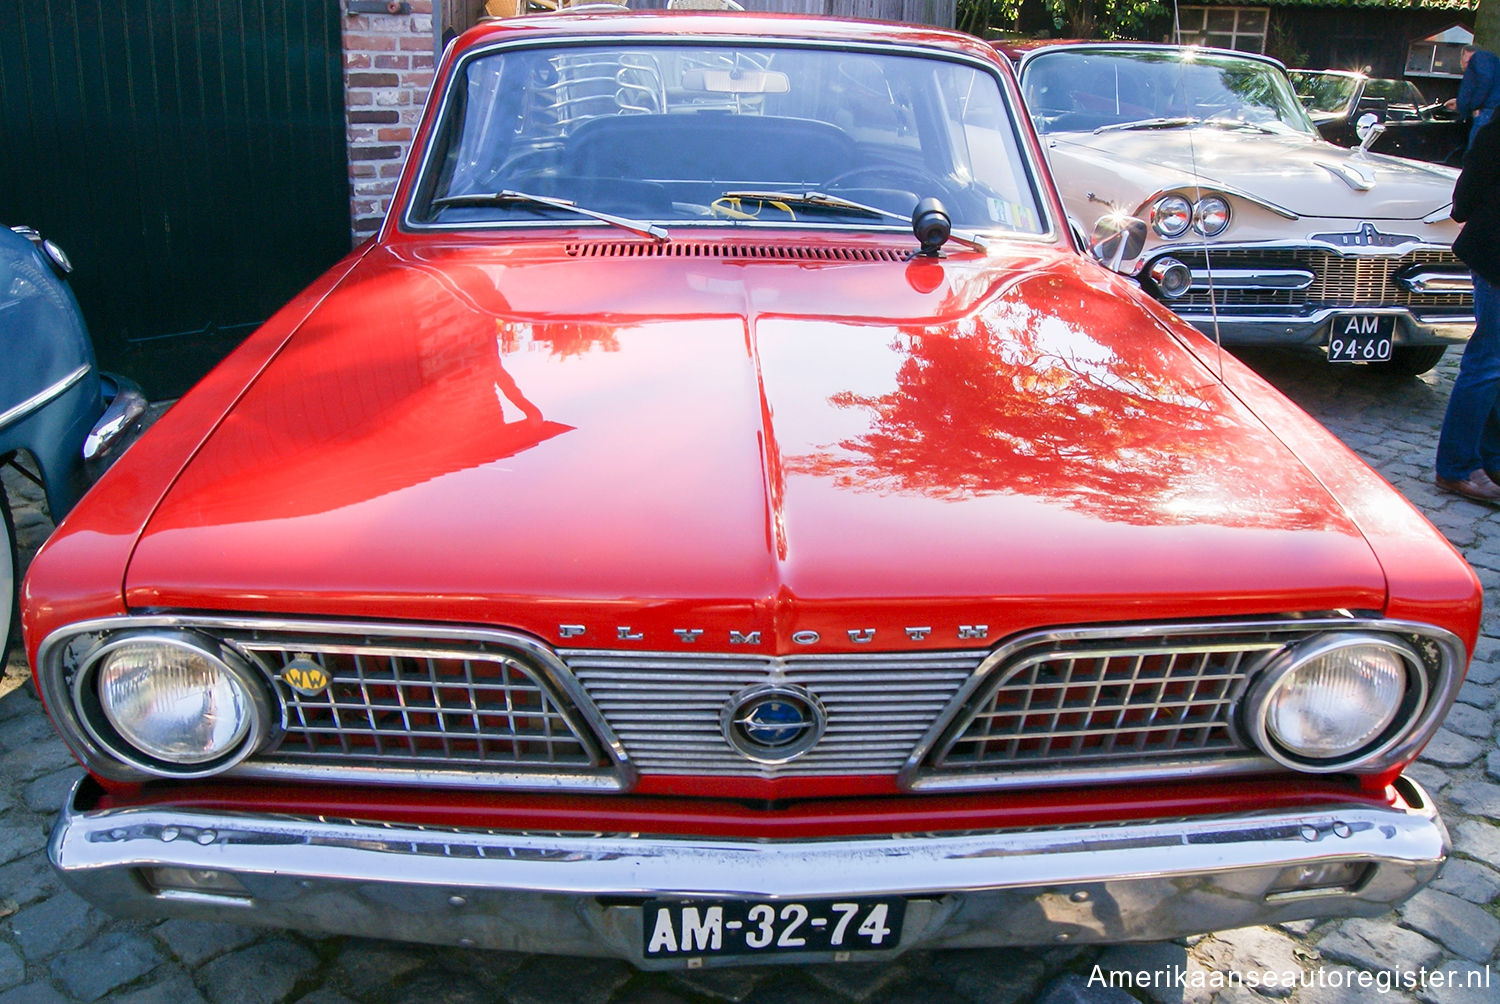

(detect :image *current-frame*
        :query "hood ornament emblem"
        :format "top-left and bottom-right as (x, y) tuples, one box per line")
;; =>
(1315, 160), (1375, 192)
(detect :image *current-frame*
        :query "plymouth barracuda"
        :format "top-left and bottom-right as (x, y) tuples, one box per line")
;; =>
(22, 11), (1481, 968)
(1004, 42), (1474, 375)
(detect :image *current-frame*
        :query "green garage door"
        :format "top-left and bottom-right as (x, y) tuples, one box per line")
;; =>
(1, 0), (351, 399)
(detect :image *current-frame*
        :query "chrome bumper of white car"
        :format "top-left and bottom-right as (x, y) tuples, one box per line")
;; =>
(1170, 307), (1473, 347)
(51, 776), (1447, 968)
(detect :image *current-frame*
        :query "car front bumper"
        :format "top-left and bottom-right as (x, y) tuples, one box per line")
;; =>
(1171, 307), (1473, 348)
(51, 776), (1447, 968)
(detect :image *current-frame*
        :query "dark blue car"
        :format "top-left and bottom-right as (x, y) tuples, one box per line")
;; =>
(1, 225), (146, 663)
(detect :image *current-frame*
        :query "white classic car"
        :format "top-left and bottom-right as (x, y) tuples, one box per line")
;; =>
(1000, 42), (1474, 374)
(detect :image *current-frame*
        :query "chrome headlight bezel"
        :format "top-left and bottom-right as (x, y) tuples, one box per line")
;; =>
(69, 630), (274, 778)
(1193, 196), (1231, 236)
(1241, 633), (1429, 773)
(1150, 195), (1193, 238)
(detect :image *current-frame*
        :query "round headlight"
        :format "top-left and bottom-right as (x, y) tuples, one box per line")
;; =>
(80, 633), (268, 774)
(1193, 196), (1230, 236)
(1150, 196), (1192, 238)
(1246, 635), (1424, 771)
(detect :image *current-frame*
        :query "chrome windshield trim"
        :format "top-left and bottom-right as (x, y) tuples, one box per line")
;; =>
(0, 363), (90, 431)
(400, 33), (1062, 244)
(35, 614), (636, 792)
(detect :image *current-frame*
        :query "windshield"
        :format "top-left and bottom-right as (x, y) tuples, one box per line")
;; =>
(1290, 71), (1357, 115)
(1022, 48), (1317, 136)
(410, 42), (1047, 235)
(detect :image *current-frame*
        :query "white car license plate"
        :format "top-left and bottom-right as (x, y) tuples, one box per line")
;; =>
(643, 897), (905, 958)
(1328, 314), (1395, 363)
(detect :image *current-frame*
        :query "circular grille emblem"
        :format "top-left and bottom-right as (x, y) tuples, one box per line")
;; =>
(721, 684), (827, 764)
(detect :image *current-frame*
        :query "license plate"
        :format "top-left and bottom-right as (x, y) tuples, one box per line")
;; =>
(643, 897), (905, 958)
(1327, 314), (1395, 363)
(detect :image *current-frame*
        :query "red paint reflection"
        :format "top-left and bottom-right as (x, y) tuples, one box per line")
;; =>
(789, 275), (1337, 529)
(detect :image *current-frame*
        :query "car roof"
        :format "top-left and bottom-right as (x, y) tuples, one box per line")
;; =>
(454, 9), (1004, 63)
(995, 39), (1290, 74)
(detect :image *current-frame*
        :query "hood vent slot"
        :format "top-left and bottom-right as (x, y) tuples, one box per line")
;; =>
(565, 242), (907, 262)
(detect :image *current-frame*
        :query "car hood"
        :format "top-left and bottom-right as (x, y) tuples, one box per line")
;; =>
(124, 238), (1386, 645)
(1046, 128), (1457, 219)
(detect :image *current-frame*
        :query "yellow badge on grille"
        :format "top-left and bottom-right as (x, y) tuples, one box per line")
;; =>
(282, 656), (331, 696)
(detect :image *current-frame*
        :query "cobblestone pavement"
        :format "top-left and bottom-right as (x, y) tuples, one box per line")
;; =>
(3, 347), (1500, 1004)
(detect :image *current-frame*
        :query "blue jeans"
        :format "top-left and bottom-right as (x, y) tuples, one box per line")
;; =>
(1437, 272), (1500, 480)
(1472, 107), (1495, 146)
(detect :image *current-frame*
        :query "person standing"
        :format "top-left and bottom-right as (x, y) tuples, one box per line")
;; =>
(1444, 45), (1500, 144)
(1435, 117), (1500, 502)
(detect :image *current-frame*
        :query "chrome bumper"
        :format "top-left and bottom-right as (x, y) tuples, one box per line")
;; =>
(1170, 307), (1473, 348)
(50, 777), (1447, 968)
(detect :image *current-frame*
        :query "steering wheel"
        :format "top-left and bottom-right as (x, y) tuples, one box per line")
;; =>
(823, 164), (939, 193)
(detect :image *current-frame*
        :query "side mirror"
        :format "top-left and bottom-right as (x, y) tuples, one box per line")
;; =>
(1355, 112), (1386, 151)
(1088, 214), (1147, 272)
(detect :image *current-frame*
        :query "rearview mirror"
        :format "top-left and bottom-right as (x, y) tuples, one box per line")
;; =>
(682, 68), (790, 94)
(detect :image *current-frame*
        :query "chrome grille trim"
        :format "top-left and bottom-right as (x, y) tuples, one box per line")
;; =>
(904, 619), (1465, 792)
(36, 615), (1467, 793)
(1158, 247), (1472, 311)
(250, 641), (606, 772)
(36, 616), (632, 791)
(564, 650), (980, 777)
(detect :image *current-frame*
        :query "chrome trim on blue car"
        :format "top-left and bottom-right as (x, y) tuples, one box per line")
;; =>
(82, 385), (148, 461)
(0, 363), (90, 431)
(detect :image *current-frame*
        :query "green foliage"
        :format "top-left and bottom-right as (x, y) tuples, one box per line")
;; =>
(1479, 0), (1500, 54)
(957, 0), (1169, 41)
(957, 0), (1022, 37)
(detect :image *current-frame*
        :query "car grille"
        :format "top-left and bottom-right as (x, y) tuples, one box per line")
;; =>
(1164, 248), (1471, 310)
(184, 621), (1450, 790)
(564, 650), (980, 776)
(919, 638), (1273, 781)
(252, 640), (613, 775)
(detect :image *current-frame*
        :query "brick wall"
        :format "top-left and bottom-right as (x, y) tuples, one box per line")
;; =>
(342, 2), (439, 240)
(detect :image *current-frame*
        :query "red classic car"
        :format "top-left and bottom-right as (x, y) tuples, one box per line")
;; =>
(22, 10), (1480, 968)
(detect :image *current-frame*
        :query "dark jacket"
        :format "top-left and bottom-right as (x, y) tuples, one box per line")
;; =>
(1454, 116), (1500, 287)
(1457, 49), (1500, 118)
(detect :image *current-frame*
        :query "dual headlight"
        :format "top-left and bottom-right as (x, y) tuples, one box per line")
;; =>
(1149, 193), (1230, 239)
(74, 632), (272, 777)
(1243, 634), (1425, 772)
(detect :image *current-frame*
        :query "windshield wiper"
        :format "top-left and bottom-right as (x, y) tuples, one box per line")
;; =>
(717, 190), (990, 252)
(430, 189), (669, 242)
(1199, 119), (1277, 134)
(1094, 116), (1277, 136)
(1093, 117), (1200, 134)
